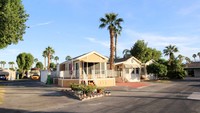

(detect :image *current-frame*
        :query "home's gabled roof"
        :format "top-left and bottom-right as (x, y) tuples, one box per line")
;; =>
(60, 51), (108, 64)
(114, 57), (130, 63)
(185, 62), (200, 69)
(72, 52), (89, 60)
(74, 51), (108, 61)
(114, 56), (142, 65)
(144, 59), (155, 65)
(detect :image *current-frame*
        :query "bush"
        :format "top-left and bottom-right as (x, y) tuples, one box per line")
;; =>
(70, 83), (83, 91)
(167, 70), (186, 79)
(147, 62), (168, 79)
(70, 83), (98, 95)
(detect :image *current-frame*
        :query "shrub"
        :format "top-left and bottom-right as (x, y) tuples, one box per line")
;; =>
(70, 83), (83, 91)
(70, 83), (99, 95)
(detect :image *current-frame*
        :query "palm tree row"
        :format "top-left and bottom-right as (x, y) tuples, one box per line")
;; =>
(0, 61), (15, 69)
(192, 52), (200, 62)
(42, 46), (55, 70)
(0, 61), (6, 68)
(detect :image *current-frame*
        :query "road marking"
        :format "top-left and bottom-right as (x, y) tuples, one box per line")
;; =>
(187, 92), (200, 100)
(0, 87), (5, 104)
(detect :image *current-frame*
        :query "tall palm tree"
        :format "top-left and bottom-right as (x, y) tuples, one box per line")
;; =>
(122, 49), (131, 58)
(34, 58), (38, 67)
(185, 57), (191, 63)
(42, 50), (47, 69)
(54, 56), (59, 64)
(1, 61), (6, 68)
(163, 45), (178, 64)
(8, 62), (15, 68)
(177, 54), (184, 63)
(193, 54), (197, 61)
(45, 46), (55, 70)
(0, 61), (3, 68)
(197, 52), (200, 61)
(65, 55), (71, 61)
(8, 62), (12, 68)
(34, 58), (38, 63)
(99, 13), (123, 70)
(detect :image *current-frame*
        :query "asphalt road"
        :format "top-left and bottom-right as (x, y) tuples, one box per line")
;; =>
(50, 77), (200, 113)
(0, 78), (200, 113)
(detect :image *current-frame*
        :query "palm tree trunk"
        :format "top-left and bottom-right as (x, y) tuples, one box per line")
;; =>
(48, 54), (50, 70)
(115, 34), (117, 59)
(44, 57), (46, 69)
(109, 29), (115, 70)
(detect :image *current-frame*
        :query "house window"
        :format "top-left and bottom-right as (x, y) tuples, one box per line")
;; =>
(125, 69), (129, 74)
(88, 63), (93, 74)
(136, 68), (139, 74)
(132, 69), (135, 74)
(101, 63), (105, 74)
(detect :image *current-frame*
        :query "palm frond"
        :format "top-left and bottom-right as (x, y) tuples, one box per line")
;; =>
(100, 18), (107, 23)
(99, 23), (106, 28)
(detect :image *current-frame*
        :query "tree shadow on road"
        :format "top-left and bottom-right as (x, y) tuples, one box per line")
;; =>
(0, 79), (59, 88)
(189, 84), (200, 87)
(41, 90), (80, 100)
(0, 108), (77, 113)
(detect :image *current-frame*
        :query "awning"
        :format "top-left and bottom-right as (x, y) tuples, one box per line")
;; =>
(80, 59), (106, 63)
(124, 64), (140, 68)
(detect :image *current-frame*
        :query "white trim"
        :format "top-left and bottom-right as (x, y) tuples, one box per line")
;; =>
(76, 51), (109, 61)
(114, 56), (142, 65)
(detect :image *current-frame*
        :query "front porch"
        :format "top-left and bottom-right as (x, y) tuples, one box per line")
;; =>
(57, 51), (116, 87)
(57, 62), (117, 87)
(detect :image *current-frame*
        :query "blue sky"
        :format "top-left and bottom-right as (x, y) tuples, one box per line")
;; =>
(1, 0), (200, 68)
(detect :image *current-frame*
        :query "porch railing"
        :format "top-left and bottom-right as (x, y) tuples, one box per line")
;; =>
(59, 70), (117, 79)
(59, 70), (77, 79)
(92, 70), (117, 78)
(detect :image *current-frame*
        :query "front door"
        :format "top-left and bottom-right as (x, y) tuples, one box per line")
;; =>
(75, 63), (79, 78)
(131, 68), (140, 81)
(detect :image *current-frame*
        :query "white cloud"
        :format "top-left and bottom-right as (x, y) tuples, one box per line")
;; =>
(85, 30), (200, 59)
(123, 29), (200, 59)
(85, 37), (109, 48)
(30, 21), (53, 28)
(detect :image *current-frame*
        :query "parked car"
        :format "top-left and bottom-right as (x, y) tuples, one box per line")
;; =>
(0, 75), (8, 81)
(31, 73), (40, 80)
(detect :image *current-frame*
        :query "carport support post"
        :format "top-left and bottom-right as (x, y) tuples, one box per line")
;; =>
(62, 75), (64, 87)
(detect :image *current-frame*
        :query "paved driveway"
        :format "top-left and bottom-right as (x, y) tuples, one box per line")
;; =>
(0, 80), (78, 112)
